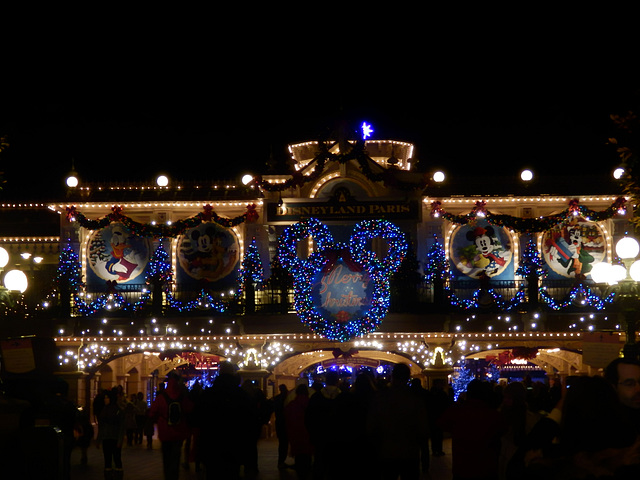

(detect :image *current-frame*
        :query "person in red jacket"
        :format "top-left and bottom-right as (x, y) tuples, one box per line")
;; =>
(150, 372), (194, 480)
(438, 379), (505, 480)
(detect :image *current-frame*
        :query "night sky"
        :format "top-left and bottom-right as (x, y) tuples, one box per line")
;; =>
(1, 25), (639, 200)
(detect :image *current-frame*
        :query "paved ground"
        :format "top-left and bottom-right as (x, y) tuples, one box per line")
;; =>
(70, 433), (453, 479)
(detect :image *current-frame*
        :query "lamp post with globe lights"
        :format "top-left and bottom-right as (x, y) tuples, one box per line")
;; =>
(591, 236), (640, 361)
(0, 246), (29, 310)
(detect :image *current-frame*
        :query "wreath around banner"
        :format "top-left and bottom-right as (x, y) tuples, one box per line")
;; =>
(277, 218), (408, 342)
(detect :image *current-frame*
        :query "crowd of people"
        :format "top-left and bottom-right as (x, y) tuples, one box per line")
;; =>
(5, 355), (640, 480)
(436, 357), (640, 480)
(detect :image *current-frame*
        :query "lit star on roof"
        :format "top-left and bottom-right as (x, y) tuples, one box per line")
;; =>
(361, 122), (374, 140)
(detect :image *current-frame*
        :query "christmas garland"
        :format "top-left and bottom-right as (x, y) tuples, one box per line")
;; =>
(66, 203), (259, 237)
(430, 197), (627, 233)
(253, 140), (426, 191)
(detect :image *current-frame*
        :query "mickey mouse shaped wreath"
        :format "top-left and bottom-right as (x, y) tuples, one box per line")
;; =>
(277, 218), (408, 342)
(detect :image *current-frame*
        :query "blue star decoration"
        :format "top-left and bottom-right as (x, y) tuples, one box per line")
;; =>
(361, 122), (374, 140)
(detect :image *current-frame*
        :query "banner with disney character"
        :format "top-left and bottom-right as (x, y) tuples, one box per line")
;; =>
(176, 222), (240, 287)
(541, 218), (606, 279)
(449, 220), (514, 280)
(86, 222), (152, 288)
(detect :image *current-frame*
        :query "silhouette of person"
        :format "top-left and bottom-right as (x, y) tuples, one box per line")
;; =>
(44, 378), (77, 480)
(285, 383), (314, 479)
(124, 393), (137, 446)
(428, 378), (451, 456)
(149, 372), (194, 480)
(509, 375), (640, 479)
(273, 384), (290, 468)
(605, 357), (640, 435)
(497, 381), (541, 480)
(367, 363), (429, 480)
(96, 389), (125, 480)
(438, 379), (504, 480)
(410, 377), (431, 475)
(305, 370), (347, 480)
(240, 380), (269, 478)
(75, 405), (94, 466)
(134, 392), (147, 445)
(342, 372), (377, 479)
(194, 362), (254, 480)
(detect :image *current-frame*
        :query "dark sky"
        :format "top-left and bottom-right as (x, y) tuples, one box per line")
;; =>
(1, 23), (638, 200)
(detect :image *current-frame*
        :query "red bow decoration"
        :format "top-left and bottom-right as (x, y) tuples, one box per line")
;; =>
(430, 201), (443, 218)
(613, 196), (627, 215)
(291, 171), (304, 186)
(245, 204), (259, 223)
(472, 200), (487, 217)
(321, 248), (363, 274)
(201, 204), (214, 221)
(332, 348), (359, 359)
(486, 350), (514, 366)
(110, 205), (124, 218)
(511, 347), (538, 360)
(105, 280), (118, 294)
(66, 206), (78, 222)
(568, 198), (580, 216)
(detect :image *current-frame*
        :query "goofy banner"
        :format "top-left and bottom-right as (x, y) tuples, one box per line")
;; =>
(542, 218), (606, 279)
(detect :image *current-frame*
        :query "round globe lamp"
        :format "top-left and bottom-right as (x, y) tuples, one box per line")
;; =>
(156, 175), (169, 187)
(590, 262), (613, 284)
(0, 247), (8, 268)
(241, 174), (254, 185)
(610, 264), (628, 284)
(520, 169), (534, 182)
(614, 167), (625, 180)
(4, 269), (28, 293)
(616, 237), (640, 260)
(66, 174), (79, 188)
(630, 260), (640, 282)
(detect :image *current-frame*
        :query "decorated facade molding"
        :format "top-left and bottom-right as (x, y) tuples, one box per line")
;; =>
(430, 197), (627, 233)
(66, 203), (259, 236)
(254, 140), (426, 192)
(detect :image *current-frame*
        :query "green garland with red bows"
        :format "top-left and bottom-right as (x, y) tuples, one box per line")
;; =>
(66, 203), (259, 237)
(430, 197), (627, 233)
(253, 140), (427, 191)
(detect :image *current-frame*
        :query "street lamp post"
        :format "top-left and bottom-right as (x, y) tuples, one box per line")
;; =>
(0, 246), (29, 309)
(592, 236), (640, 361)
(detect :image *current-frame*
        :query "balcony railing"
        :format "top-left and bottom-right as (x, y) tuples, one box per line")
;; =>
(68, 277), (607, 316)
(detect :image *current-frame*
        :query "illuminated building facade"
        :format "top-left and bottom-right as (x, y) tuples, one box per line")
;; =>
(0, 133), (631, 408)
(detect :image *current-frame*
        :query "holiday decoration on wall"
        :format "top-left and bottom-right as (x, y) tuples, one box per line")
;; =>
(252, 139), (427, 192)
(430, 197), (626, 233)
(424, 236), (451, 284)
(516, 239), (547, 278)
(541, 218), (606, 279)
(449, 220), (513, 279)
(86, 222), (151, 284)
(146, 240), (173, 288)
(55, 243), (84, 293)
(238, 237), (264, 294)
(66, 204), (255, 237)
(176, 222), (239, 282)
(277, 218), (408, 342)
